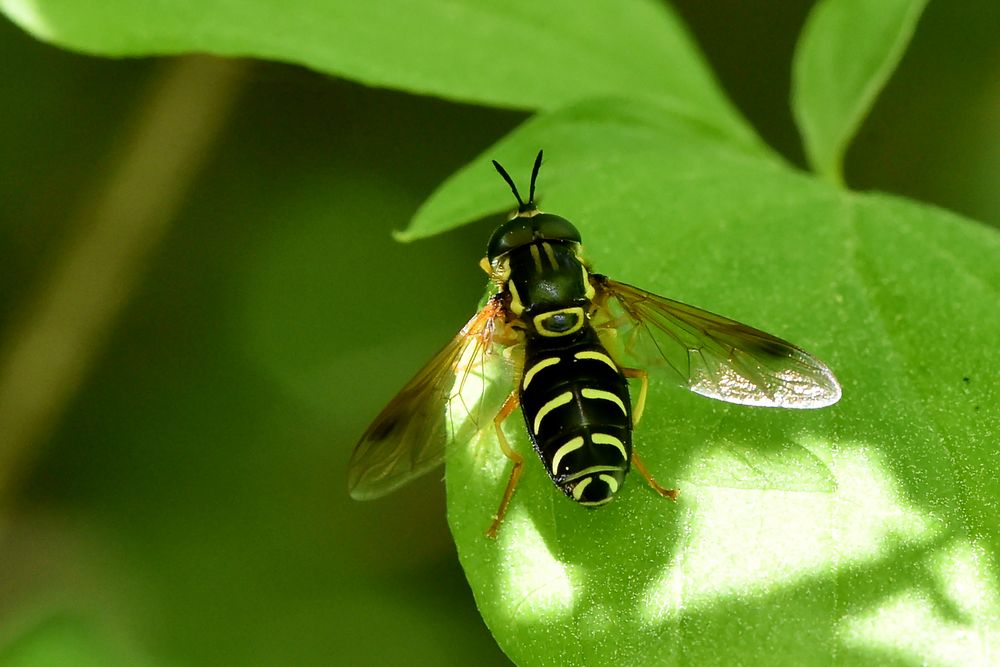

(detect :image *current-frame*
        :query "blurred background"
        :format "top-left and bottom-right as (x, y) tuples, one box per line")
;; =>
(0, 1), (997, 665)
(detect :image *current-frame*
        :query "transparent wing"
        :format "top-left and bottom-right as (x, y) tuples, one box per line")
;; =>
(348, 297), (510, 500)
(593, 276), (841, 408)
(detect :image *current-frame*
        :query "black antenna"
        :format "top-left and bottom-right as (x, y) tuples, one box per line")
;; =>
(492, 159), (524, 209)
(492, 150), (544, 212)
(528, 150), (543, 204)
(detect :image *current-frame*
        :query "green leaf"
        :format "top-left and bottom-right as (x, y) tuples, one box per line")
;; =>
(792, 0), (930, 184)
(437, 98), (1000, 665)
(0, 0), (750, 142)
(402, 97), (771, 241)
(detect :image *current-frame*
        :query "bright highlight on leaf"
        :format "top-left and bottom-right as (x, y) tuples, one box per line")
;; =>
(841, 540), (1000, 665)
(496, 510), (577, 621)
(639, 444), (942, 623)
(0, 0), (52, 38)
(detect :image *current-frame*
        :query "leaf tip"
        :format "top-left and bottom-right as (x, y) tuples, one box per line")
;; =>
(391, 228), (415, 243)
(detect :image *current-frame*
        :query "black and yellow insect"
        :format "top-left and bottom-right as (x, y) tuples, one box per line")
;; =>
(349, 151), (841, 537)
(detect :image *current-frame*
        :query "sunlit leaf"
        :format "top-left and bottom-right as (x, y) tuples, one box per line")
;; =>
(435, 98), (1000, 666)
(0, 0), (751, 143)
(402, 98), (769, 241)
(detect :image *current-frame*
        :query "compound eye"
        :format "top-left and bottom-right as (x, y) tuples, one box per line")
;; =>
(533, 214), (581, 244)
(487, 219), (534, 261)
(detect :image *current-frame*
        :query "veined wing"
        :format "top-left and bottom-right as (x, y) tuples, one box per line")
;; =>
(593, 276), (841, 408)
(348, 296), (509, 499)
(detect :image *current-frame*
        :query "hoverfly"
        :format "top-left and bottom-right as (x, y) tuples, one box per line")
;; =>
(349, 151), (841, 537)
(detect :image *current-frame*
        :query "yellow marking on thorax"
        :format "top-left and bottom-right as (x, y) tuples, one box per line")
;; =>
(551, 436), (584, 475)
(541, 242), (559, 269)
(582, 265), (596, 300)
(581, 388), (627, 416)
(533, 391), (573, 435)
(529, 244), (544, 272)
(592, 433), (627, 460)
(507, 280), (524, 315)
(574, 350), (618, 373)
(533, 306), (585, 337)
(522, 356), (560, 390)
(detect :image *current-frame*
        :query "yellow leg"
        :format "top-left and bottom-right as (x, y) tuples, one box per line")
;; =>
(631, 450), (679, 500)
(486, 391), (524, 538)
(621, 367), (648, 427)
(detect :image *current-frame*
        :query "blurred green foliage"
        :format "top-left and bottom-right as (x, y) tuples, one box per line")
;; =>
(0, 1), (997, 666)
(0, 18), (515, 666)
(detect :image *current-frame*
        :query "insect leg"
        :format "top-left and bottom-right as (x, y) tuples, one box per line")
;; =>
(486, 391), (523, 538)
(621, 367), (648, 427)
(631, 450), (679, 500)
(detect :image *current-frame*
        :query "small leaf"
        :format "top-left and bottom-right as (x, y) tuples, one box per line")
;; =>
(0, 0), (750, 142)
(439, 98), (1000, 666)
(792, 0), (929, 184)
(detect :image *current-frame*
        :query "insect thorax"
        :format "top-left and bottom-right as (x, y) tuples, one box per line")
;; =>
(502, 240), (595, 337)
